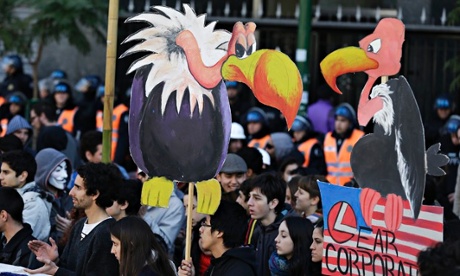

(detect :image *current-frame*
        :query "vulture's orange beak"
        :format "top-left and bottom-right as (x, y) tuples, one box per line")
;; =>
(320, 47), (379, 94)
(222, 49), (302, 128)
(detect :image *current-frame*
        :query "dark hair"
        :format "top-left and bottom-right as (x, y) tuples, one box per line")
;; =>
(0, 187), (24, 223)
(76, 163), (122, 209)
(80, 130), (102, 161)
(283, 217), (314, 276)
(110, 216), (176, 276)
(31, 101), (58, 122)
(287, 175), (301, 208)
(250, 173), (286, 214)
(237, 179), (253, 203)
(0, 134), (23, 153)
(297, 175), (326, 210)
(114, 179), (142, 216)
(236, 147), (263, 175)
(315, 218), (324, 236)
(1, 150), (36, 183)
(279, 157), (302, 176)
(418, 240), (460, 275)
(210, 200), (248, 248)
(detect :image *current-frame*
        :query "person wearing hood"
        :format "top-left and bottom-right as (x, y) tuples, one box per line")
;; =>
(35, 148), (73, 244)
(6, 114), (35, 156)
(269, 132), (304, 171)
(178, 200), (256, 276)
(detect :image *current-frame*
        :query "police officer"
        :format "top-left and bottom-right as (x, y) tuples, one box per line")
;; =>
(290, 116), (326, 174)
(0, 55), (33, 99)
(323, 103), (364, 185)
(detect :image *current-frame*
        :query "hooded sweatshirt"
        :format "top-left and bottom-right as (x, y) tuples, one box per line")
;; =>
(35, 148), (73, 242)
(5, 114), (35, 156)
(204, 246), (256, 276)
(6, 114), (32, 135)
(271, 132), (304, 167)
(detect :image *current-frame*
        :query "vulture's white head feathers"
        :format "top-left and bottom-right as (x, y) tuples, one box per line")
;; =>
(123, 4), (231, 115)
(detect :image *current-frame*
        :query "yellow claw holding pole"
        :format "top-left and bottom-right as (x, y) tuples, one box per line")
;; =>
(141, 177), (174, 207)
(195, 179), (222, 215)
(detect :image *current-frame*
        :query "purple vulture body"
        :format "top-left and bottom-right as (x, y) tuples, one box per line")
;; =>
(129, 67), (231, 182)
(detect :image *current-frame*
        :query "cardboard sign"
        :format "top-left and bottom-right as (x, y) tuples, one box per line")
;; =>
(123, 5), (302, 209)
(319, 182), (443, 276)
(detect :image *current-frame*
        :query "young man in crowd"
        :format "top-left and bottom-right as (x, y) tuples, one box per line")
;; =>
(106, 179), (142, 221)
(178, 200), (256, 276)
(216, 153), (248, 201)
(0, 150), (51, 241)
(247, 173), (296, 276)
(0, 187), (41, 269)
(25, 162), (122, 275)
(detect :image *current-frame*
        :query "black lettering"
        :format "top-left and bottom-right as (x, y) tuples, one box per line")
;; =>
(397, 260), (406, 276)
(374, 229), (384, 253)
(348, 248), (361, 276)
(403, 261), (418, 276)
(338, 247), (349, 274)
(373, 254), (385, 275)
(357, 249), (372, 274)
(383, 254), (395, 276)
(325, 243), (337, 273)
(383, 230), (398, 256)
(357, 227), (373, 251)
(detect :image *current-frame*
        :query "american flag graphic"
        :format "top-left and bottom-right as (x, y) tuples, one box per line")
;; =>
(322, 198), (443, 276)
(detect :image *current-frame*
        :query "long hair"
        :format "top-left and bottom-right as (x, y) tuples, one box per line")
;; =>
(110, 216), (176, 276)
(284, 216), (314, 276)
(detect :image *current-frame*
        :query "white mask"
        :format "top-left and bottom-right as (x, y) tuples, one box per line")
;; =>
(49, 161), (68, 190)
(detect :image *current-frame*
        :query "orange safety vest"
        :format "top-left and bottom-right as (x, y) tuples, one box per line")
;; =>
(324, 129), (364, 186)
(57, 108), (78, 133)
(0, 118), (8, 137)
(96, 104), (129, 160)
(248, 135), (271, 149)
(298, 138), (320, 167)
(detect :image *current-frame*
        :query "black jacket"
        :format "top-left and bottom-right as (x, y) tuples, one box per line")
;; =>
(55, 217), (119, 276)
(204, 247), (256, 276)
(251, 204), (298, 276)
(0, 223), (41, 269)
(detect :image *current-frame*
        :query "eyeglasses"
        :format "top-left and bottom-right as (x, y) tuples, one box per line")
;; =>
(201, 221), (212, 228)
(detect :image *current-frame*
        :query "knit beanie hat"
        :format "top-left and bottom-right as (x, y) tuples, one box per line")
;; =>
(6, 115), (32, 135)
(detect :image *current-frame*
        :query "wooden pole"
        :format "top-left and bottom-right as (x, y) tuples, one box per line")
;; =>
(102, 0), (119, 164)
(185, 182), (194, 261)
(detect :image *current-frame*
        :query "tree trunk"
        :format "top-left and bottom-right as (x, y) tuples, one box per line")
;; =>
(30, 36), (45, 100)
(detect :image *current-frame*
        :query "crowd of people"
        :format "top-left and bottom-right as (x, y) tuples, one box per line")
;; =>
(0, 54), (459, 275)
